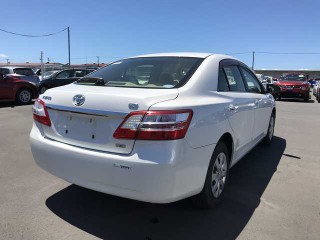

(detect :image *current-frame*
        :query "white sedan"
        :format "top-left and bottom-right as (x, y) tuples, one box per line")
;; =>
(30, 53), (276, 208)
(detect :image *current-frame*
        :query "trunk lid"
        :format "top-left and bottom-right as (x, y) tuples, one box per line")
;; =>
(40, 84), (178, 154)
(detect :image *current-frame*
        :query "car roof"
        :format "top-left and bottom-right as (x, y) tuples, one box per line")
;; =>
(0, 66), (33, 69)
(129, 52), (214, 59)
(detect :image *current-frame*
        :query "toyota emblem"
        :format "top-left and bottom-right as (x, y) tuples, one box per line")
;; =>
(73, 94), (85, 106)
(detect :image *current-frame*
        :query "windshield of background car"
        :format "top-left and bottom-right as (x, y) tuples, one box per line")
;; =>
(43, 71), (57, 78)
(13, 68), (35, 76)
(76, 57), (204, 88)
(279, 74), (306, 81)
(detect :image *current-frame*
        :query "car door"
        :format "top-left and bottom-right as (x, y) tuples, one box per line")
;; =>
(54, 70), (73, 87)
(239, 66), (273, 142)
(0, 68), (13, 100)
(217, 61), (256, 162)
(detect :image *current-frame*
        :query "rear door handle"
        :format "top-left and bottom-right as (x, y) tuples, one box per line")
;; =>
(228, 104), (237, 111)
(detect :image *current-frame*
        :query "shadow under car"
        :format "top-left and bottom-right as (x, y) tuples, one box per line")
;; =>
(46, 136), (286, 240)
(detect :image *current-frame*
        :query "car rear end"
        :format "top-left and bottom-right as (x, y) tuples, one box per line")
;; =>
(10, 67), (40, 84)
(30, 56), (211, 203)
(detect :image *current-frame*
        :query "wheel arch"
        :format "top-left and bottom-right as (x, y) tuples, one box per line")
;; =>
(217, 132), (234, 165)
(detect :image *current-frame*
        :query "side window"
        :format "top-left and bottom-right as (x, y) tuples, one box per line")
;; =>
(218, 68), (229, 91)
(223, 66), (246, 92)
(0, 68), (10, 75)
(56, 71), (71, 79)
(73, 70), (87, 78)
(240, 67), (263, 93)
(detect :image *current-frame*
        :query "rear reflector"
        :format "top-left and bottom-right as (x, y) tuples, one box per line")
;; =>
(114, 110), (193, 140)
(32, 99), (51, 126)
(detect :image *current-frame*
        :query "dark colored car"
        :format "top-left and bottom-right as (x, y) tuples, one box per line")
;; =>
(0, 68), (39, 104)
(38, 69), (92, 94)
(274, 73), (310, 102)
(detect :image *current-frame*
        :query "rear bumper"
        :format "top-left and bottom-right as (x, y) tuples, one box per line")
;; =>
(30, 123), (214, 203)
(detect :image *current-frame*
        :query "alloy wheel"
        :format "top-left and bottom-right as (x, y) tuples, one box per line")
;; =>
(19, 90), (31, 103)
(211, 152), (228, 198)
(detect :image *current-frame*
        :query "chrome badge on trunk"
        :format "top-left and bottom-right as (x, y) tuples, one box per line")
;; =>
(73, 94), (85, 106)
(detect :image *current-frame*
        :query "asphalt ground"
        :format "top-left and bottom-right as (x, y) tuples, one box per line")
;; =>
(0, 94), (319, 240)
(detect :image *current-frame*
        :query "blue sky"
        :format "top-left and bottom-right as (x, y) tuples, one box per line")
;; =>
(1, 0), (320, 69)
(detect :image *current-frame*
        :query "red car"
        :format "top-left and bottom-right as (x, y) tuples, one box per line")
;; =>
(0, 67), (39, 104)
(274, 73), (310, 102)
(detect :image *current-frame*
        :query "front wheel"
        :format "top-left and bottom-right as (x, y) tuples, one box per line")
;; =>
(16, 88), (32, 105)
(192, 142), (230, 209)
(304, 95), (309, 102)
(39, 85), (48, 94)
(262, 113), (275, 145)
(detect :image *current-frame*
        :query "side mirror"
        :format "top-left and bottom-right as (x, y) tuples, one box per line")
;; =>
(266, 83), (281, 96)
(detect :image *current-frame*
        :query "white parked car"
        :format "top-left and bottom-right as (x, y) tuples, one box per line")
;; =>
(313, 80), (320, 97)
(30, 53), (276, 208)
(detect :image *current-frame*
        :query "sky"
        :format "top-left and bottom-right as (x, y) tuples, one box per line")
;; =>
(1, 0), (320, 69)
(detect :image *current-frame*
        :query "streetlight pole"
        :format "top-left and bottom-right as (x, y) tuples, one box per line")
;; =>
(252, 51), (255, 70)
(68, 27), (71, 67)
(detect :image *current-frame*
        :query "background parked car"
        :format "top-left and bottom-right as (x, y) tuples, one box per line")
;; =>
(312, 80), (319, 97)
(274, 73), (310, 102)
(308, 79), (318, 87)
(0, 69), (39, 104)
(0, 67), (40, 84)
(38, 68), (92, 94)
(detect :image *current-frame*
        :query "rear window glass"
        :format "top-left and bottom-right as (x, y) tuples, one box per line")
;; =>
(13, 68), (35, 76)
(76, 57), (204, 88)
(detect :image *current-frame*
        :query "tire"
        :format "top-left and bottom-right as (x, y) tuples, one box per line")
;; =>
(16, 88), (32, 105)
(39, 85), (48, 94)
(304, 94), (309, 102)
(262, 112), (275, 145)
(192, 142), (230, 209)
(318, 94), (320, 103)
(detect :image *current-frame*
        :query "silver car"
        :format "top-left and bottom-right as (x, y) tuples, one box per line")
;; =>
(0, 67), (40, 84)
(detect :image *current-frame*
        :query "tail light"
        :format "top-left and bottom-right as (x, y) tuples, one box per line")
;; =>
(114, 110), (193, 140)
(32, 99), (51, 126)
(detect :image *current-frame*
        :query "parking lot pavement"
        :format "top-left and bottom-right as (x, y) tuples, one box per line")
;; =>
(0, 96), (319, 240)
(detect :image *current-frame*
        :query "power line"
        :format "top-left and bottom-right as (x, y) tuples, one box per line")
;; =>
(256, 51), (320, 55)
(0, 27), (68, 37)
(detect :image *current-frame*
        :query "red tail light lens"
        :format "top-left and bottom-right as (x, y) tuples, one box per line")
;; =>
(114, 110), (193, 140)
(32, 99), (51, 126)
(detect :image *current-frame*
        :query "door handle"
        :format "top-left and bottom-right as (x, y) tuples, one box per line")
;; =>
(228, 104), (237, 111)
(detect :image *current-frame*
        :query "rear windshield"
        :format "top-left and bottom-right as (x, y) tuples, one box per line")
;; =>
(13, 68), (35, 76)
(279, 74), (306, 81)
(76, 57), (204, 88)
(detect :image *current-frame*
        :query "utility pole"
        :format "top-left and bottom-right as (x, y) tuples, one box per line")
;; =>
(47, 57), (50, 63)
(6, 59), (9, 65)
(67, 27), (71, 67)
(86, 56), (87, 64)
(40, 51), (45, 80)
(252, 51), (255, 70)
(97, 56), (100, 66)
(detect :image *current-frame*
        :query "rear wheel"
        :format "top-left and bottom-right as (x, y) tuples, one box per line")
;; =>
(16, 88), (32, 105)
(192, 142), (230, 209)
(304, 94), (309, 102)
(262, 113), (275, 145)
